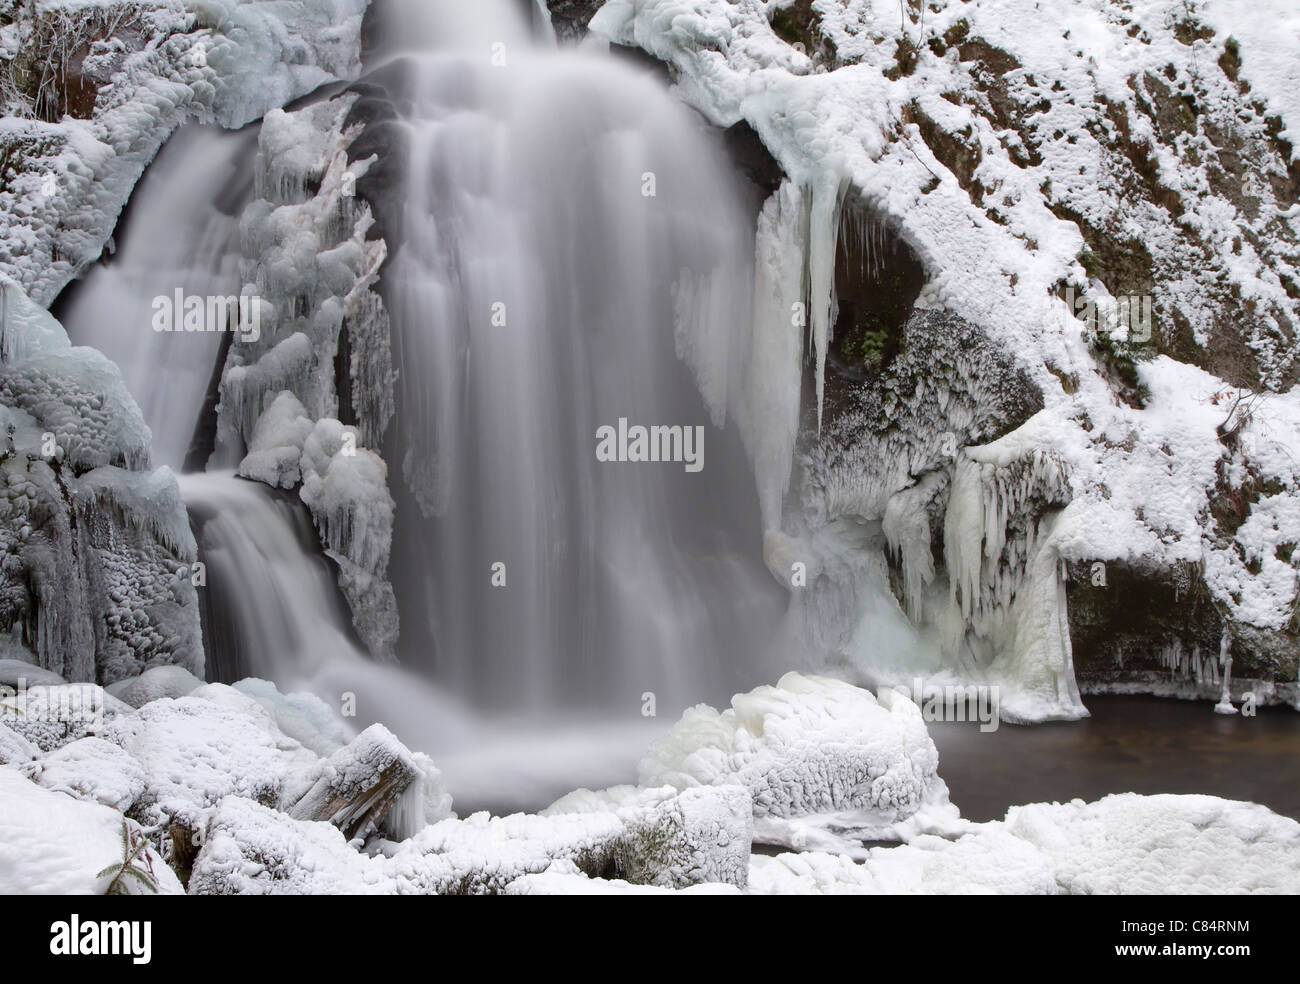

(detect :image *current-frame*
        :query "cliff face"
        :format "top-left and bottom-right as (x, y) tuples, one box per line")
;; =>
(588, 0), (1300, 712)
(0, 278), (202, 684)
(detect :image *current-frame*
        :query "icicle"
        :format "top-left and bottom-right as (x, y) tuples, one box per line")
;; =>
(1214, 625), (1238, 714)
(805, 178), (843, 432)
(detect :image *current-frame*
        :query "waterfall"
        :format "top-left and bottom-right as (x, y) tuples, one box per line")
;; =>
(56, 123), (256, 470)
(375, 0), (787, 714)
(46, 0), (795, 806)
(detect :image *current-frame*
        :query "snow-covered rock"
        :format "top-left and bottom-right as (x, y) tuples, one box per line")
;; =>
(750, 792), (1300, 894)
(107, 664), (203, 708)
(27, 735), (148, 812)
(546, 783), (753, 889)
(0, 279), (203, 684)
(638, 672), (960, 850)
(0, 719), (38, 765)
(593, 0), (1300, 712)
(0, 764), (182, 894)
(0, 682), (131, 751)
(0, 0), (371, 305)
(0, 658), (65, 687)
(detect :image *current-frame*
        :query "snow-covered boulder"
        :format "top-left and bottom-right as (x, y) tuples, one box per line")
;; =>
(0, 659), (65, 688)
(107, 665), (204, 708)
(546, 783), (753, 889)
(27, 736), (148, 813)
(0, 682), (131, 752)
(639, 672), (959, 850)
(0, 765), (182, 894)
(104, 695), (294, 828)
(0, 719), (38, 765)
(750, 792), (1300, 895)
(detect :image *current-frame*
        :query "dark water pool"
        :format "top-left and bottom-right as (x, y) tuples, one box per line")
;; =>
(929, 695), (1300, 822)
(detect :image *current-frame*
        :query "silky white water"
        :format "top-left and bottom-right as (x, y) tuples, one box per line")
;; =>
(56, 0), (795, 809)
(377, 0), (787, 714)
(58, 124), (254, 469)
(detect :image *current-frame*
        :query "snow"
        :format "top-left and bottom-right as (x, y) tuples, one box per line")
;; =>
(27, 735), (147, 812)
(594, 0), (1300, 715)
(0, 764), (183, 894)
(3, 662), (1296, 895)
(638, 672), (960, 849)
(107, 664), (203, 708)
(750, 792), (1300, 894)
(193, 783), (749, 894)
(0, 0), (369, 304)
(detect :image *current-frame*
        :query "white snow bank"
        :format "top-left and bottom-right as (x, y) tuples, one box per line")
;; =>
(750, 792), (1300, 894)
(107, 664), (203, 708)
(0, 765), (182, 894)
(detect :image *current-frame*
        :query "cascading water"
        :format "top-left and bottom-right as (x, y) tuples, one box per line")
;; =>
(373, 0), (788, 715)
(51, 0), (796, 809)
(56, 123), (255, 470)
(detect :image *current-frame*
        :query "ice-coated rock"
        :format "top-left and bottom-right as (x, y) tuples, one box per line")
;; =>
(0, 765), (183, 894)
(639, 672), (958, 848)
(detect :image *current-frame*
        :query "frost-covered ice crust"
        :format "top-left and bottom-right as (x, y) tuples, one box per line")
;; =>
(591, 0), (1300, 714)
(0, 0), (370, 305)
(0, 279), (202, 683)
(634, 672), (962, 852)
(223, 95), (398, 661)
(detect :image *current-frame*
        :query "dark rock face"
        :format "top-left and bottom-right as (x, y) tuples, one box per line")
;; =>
(801, 306), (1044, 527)
(1067, 558), (1298, 703)
(546, 0), (605, 42)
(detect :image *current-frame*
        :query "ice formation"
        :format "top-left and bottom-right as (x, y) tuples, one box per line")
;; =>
(0, 278), (202, 683)
(0, 0), (370, 306)
(637, 672), (960, 850)
(592, 0), (1300, 713)
(221, 94), (398, 660)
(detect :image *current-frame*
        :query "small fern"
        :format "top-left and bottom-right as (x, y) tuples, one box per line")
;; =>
(95, 820), (161, 895)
